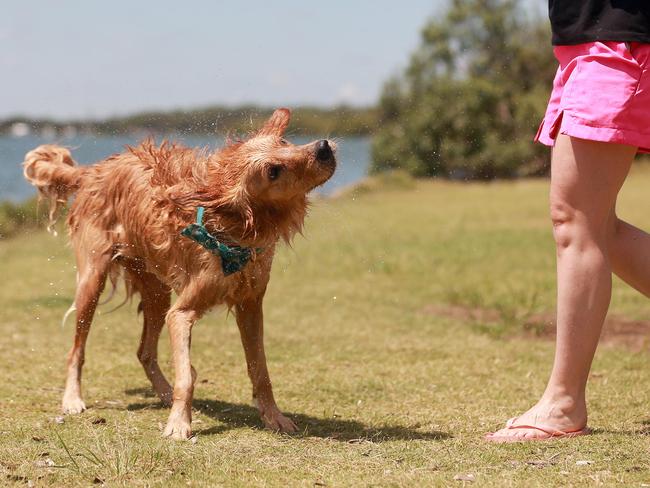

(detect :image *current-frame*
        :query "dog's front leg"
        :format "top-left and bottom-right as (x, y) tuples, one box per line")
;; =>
(162, 307), (197, 440)
(235, 297), (297, 433)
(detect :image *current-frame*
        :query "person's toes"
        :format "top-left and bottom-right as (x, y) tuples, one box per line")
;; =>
(520, 429), (538, 439)
(486, 425), (547, 442)
(485, 427), (514, 440)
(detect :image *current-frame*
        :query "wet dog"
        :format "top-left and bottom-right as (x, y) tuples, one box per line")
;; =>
(23, 109), (336, 439)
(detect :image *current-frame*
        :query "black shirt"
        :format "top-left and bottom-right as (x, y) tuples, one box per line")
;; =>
(549, 0), (650, 45)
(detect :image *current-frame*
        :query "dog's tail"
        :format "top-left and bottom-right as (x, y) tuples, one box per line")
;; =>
(23, 145), (84, 235)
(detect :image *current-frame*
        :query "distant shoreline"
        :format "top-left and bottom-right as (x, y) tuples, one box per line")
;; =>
(0, 105), (378, 139)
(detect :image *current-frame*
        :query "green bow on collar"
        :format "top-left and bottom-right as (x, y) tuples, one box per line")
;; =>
(181, 207), (259, 276)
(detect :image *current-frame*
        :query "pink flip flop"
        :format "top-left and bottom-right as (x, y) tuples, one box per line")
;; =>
(485, 417), (591, 443)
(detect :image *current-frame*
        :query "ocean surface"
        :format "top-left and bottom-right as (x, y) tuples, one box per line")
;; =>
(0, 134), (370, 202)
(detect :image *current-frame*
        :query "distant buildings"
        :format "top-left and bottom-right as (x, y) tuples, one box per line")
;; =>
(4, 122), (79, 138)
(9, 122), (30, 137)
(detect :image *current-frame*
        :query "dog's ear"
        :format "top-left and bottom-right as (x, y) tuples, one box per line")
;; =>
(258, 108), (291, 136)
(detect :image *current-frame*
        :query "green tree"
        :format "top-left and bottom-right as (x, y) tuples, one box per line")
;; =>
(371, 0), (556, 179)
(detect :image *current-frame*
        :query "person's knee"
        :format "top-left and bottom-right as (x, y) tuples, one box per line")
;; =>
(550, 198), (612, 250)
(550, 200), (580, 249)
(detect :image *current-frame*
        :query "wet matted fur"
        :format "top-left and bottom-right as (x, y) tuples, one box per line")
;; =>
(22, 109), (337, 439)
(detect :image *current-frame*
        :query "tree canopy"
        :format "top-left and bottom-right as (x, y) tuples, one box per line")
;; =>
(371, 0), (556, 179)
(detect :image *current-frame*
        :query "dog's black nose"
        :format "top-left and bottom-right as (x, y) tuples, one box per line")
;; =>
(316, 140), (332, 161)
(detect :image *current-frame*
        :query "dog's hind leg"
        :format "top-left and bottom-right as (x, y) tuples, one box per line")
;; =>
(61, 251), (111, 415)
(131, 271), (173, 406)
(235, 296), (297, 433)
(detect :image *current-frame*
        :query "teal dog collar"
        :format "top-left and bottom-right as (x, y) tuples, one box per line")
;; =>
(181, 207), (259, 276)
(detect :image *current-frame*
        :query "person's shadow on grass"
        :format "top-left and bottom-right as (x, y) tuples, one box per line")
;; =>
(125, 388), (450, 442)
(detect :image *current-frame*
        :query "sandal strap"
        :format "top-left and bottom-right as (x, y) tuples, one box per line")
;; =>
(506, 423), (583, 436)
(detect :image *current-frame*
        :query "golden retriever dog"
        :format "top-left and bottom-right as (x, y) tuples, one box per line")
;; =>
(22, 109), (336, 439)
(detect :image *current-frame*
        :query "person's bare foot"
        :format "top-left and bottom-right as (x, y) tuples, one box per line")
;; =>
(485, 394), (589, 442)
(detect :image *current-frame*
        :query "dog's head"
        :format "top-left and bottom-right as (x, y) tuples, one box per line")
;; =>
(195, 108), (336, 244)
(226, 108), (336, 203)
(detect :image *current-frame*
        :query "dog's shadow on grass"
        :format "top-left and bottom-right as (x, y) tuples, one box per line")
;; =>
(125, 390), (450, 442)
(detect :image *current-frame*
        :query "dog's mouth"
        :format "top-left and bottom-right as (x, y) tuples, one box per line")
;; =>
(308, 171), (335, 194)
(308, 168), (336, 193)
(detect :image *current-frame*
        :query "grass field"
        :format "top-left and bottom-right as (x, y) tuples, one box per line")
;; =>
(1, 166), (650, 487)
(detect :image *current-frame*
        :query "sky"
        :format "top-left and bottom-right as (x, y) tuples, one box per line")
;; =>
(0, 1), (448, 120)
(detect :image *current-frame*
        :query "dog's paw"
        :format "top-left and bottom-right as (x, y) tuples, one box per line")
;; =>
(162, 414), (192, 440)
(61, 395), (86, 415)
(162, 421), (192, 440)
(261, 407), (298, 433)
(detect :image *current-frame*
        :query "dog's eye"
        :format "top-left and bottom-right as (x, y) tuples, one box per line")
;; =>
(280, 138), (289, 146)
(268, 164), (283, 181)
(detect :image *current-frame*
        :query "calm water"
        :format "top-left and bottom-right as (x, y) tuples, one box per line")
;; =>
(0, 134), (370, 202)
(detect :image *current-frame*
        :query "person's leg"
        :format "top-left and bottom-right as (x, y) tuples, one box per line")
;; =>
(487, 134), (636, 440)
(610, 216), (650, 297)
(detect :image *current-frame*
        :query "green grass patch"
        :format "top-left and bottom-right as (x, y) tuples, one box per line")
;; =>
(0, 197), (53, 239)
(1, 167), (649, 486)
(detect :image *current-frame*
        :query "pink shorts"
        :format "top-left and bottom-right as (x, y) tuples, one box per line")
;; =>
(535, 41), (650, 153)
